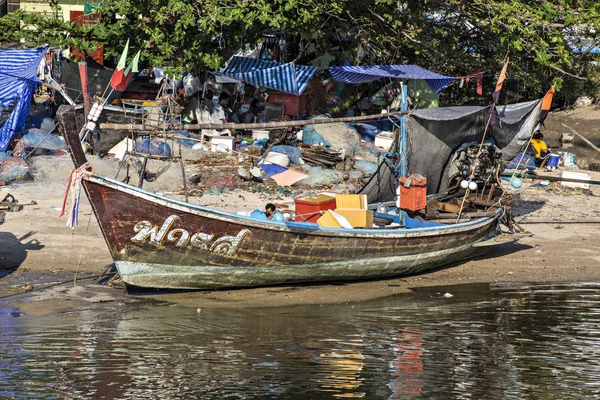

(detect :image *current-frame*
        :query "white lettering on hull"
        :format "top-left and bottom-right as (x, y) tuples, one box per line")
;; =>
(131, 215), (250, 257)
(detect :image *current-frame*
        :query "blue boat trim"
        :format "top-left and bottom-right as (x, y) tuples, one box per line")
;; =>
(91, 174), (500, 234)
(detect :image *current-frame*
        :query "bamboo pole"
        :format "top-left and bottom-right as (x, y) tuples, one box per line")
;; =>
(99, 110), (407, 131)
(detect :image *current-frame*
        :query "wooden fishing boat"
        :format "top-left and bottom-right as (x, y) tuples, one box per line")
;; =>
(58, 105), (514, 290)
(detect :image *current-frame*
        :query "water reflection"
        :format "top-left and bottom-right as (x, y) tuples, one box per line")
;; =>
(2, 282), (600, 399)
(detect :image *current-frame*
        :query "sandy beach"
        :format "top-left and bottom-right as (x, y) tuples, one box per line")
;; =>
(2, 108), (600, 311)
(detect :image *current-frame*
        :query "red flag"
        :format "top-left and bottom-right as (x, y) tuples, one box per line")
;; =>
(110, 39), (129, 89)
(112, 50), (140, 91)
(475, 72), (483, 95)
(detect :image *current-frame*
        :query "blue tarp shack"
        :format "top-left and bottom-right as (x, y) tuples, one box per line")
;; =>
(217, 56), (317, 96)
(328, 64), (456, 93)
(0, 47), (48, 151)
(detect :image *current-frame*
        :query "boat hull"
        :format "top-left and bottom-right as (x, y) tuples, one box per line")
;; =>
(83, 175), (498, 289)
(57, 104), (501, 290)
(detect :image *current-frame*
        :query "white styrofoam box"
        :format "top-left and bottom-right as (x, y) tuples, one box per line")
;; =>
(211, 136), (235, 153)
(252, 130), (269, 140)
(374, 133), (393, 150)
(107, 138), (135, 161)
(262, 152), (290, 167)
(560, 171), (590, 189)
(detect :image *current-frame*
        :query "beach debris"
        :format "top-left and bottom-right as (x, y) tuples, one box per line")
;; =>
(300, 147), (344, 167)
(302, 166), (343, 187)
(262, 152), (290, 167)
(443, 292), (454, 298)
(271, 145), (302, 164)
(354, 159), (378, 175)
(21, 129), (67, 151)
(238, 166), (251, 180)
(0, 157), (31, 185)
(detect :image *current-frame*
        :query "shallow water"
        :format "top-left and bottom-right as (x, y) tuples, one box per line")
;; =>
(2, 282), (600, 399)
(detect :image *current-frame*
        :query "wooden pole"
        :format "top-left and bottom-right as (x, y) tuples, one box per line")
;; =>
(138, 156), (148, 188)
(178, 140), (188, 202)
(78, 62), (90, 117)
(99, 110), (407, 131)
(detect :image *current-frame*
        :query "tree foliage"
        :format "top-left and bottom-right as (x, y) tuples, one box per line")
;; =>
(1, 0), (600, 103)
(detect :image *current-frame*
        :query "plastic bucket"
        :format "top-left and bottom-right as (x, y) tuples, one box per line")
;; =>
(547, 154), (560, 168)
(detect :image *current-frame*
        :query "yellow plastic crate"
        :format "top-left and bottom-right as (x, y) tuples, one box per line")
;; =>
(335, 194), (367, 210)
(334, 209), (373, 228)
(316, 210), (344, 228)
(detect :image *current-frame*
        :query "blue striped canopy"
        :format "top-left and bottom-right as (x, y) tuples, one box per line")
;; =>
(0, 47), (47, 151)
(217, 56), (317, 96)
(328, 64), (456, 93)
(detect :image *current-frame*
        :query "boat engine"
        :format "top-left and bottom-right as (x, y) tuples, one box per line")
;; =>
(448, 142), (501, 189)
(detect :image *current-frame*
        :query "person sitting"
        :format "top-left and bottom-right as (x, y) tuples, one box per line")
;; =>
(202, 90), (215, 114)
(211, 92), (231, 124)
(265, 203), (276, 219)
(528, 131), (550, 166)
(210, 92), (232, 136)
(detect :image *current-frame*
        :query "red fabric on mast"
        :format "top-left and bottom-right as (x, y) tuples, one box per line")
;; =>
(475, 71), (483, 95)
(491, 59), (509, 103)
(111, 49), (140, 91)
(110, 39), (130, 89)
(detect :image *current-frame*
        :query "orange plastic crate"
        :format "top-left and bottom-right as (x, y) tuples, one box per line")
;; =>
(399, 177), (427, 211)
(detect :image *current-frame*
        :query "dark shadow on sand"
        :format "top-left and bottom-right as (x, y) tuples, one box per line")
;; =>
(0, 232), (44, 277)
(512, 199), (547, 218)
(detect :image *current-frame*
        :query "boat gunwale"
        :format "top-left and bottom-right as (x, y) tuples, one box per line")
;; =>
(86, 174), (501, 239)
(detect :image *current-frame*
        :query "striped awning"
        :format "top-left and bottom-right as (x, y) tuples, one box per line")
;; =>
(0, 47), (47, 151)
(328, 64), (456, 93)
(217, 56), (317, 96)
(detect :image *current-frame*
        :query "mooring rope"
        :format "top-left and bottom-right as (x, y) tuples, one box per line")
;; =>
(60, 162), (94, 229)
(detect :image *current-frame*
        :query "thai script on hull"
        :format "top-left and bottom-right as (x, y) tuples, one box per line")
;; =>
(131, 215), (250, 257)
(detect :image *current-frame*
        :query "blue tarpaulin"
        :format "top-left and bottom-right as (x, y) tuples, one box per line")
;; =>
(328, 64), (456, 93)
(0, 47), (47, 151)
(217, 56), (317, 96)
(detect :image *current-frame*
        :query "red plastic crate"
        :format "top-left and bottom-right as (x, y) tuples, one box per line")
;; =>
(399, 177), (427, 211)
(295, 194), (336, 223)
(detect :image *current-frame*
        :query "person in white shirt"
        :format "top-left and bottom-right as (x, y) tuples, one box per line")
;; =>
(211, 92), (231, 124)
(211, 92), (232, 136)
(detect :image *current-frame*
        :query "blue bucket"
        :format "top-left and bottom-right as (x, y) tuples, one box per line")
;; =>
(547, 154), (560, 168)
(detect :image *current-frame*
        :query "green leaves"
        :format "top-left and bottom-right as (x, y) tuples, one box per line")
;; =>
(0, 0), (599, 103)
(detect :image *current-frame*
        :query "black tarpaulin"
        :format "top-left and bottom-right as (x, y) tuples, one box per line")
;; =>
(360, 100), (542, 203)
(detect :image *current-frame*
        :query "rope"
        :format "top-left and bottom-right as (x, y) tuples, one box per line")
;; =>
(24, 122), (60, 159)
(74, 213), (93, 286)
(60, 162), (95, 229)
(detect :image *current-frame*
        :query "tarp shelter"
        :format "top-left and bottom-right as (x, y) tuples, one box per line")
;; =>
(359, 100), (542, 203)
(328, 64), (456, 93)
(217, 56), (317, 96)
(0, 47), (47, 151)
